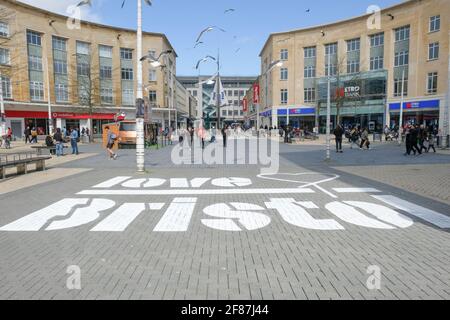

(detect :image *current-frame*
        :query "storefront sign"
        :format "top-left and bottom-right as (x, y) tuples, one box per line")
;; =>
(344, 86), (360, 98)
(242, 98), (248, 112)
(253, 83), (260, 104)
(260, 108), (316, 117)
(6, 110), (117, 120)
(389, 99), (440, 111)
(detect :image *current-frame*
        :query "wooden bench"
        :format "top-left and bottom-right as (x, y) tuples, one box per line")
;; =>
(0, 153), (51, 179)
(31, 145), (68, 155)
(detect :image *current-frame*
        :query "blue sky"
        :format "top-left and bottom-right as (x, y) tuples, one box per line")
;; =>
(21, 0), (403, 76)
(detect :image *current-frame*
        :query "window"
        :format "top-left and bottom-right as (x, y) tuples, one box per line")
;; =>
(234, 90), (239, 96)
(304, 88), (315, 103)
(1, 76), (12, 99)
(52, 37), (67, 51)
(370, 56), (384, 70)
(234, 100), (239, 106)
(27, 30), (41, 46)
(192, 90), (197, 97)
(228, 110), (232, 116)
(429, 15), (440, 32)
(325, 64), (337, 76)
(394, 51), (409, 66)
(370, 33), (384, 47)
(427, 72), (438, 94)
(149, 69), (157, 81)
(77, 62), (90, 76)
(121, 68), (133, 80)
(280, 68), (288, 80)
(325, 43), (337, 55)
(428, 42), (439, 60)
(55, 84), (69, 102)
(304, 66), (316, 78)
(122, 89), (134, 105)
(0, 22), (9, 37)
(347, 60), (360, 74)
(394, 78), (408, 97)
(99, 45), (112, 58)
(227, 90), (232, 96)
(76, 41), (90, 55)
(148, 50), (156, 59)
(280, 89), (288, 104)
(29, 81), (44, 101)
(148, 90), (157, 103)
(28, 55), (43, 71)
(221, 110), (227, 116)
(304, 47), (316, 58)
(53, 59), (67, 75)
(120, 48), (133, 60)
(280, 49), (288, 60)
(347, 38), (360, 52)
(100, 87), (113, 104)
(100, 65), (112, 79)
(395, 26), (410, 42)
(0, 48), (10, 65)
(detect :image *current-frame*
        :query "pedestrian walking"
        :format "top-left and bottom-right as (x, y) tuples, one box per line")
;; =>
(221, 126), (227, 148)
(70, 127), (79, 155)
(30, 127), (38, 144)
(333, 124), (344, 153)
(53, 128), (64, 157)
(105, 126), (118, 160)
(360, 127), (370, 150)
(24, 126), (31, 144)
(410, 125), (421, 155)
(426, 131), (436, 153)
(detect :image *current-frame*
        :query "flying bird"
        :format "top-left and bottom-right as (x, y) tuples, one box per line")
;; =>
(387, 13), (394, 20)
(320, 30), (325, 37)
(76, 0), (92, 7)
(48, 19), (56, 26)
(195, 55), (216, 69)
(235, 48), (241, 53)
(224, 8), (235, 14)
(306, 9), (310, 12)
(194, 41), (204, 48)
(140, 49), (173, 61)
(195, 26), (226, 43)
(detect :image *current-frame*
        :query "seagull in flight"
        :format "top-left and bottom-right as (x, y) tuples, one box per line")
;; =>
(224, 8), (235, 14)
(195, 55), (216, 69)
(140, 49), (172, 62)
(306, 8), (310, 12)
(235, 48), (241, 53)
(76, 0), (92, 7)
(195, 26), (226, 43)
(194, 41), (204, 48)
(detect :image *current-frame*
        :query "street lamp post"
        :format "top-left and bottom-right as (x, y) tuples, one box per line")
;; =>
(0, 71), (5, 138)
(398, 69), (405, 146)
(135, 0), (147, 172)
(44, 56), (53, 134)
(326, 53), (331, 161)
(260, 60), (283, 132)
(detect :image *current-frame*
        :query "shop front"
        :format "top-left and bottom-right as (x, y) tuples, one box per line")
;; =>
(261, 107), (316, 130)
(317, 70), (387, 133)
(5, 110), (121, 138)
(389, 99), (440, 129)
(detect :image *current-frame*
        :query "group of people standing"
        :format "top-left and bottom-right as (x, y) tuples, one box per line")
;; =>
(404, 124), (436, 156)
(45, 127), (80, 156)
(334, 125), (371, 153)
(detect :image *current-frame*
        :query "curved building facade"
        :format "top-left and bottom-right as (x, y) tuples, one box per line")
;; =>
(259, 0), (449, 141)
(0, 0), (179, 137)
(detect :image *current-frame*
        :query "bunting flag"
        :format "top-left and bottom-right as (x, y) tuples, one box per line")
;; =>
(209, 76), (228, 107)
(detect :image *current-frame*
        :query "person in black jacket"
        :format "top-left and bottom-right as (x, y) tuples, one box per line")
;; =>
(410, 125), (422, 155)
(333, 124), (344, 153)
(53, 128), (65, 157)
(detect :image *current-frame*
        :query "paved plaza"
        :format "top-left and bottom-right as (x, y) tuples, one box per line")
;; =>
(0, 137), (449, 300)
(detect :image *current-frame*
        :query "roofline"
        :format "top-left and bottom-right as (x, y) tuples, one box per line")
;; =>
(8, 0), (177, 57)
(259, 0), (419, 56)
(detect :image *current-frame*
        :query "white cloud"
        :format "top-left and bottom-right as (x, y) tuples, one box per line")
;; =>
(18, 0), (103, 23)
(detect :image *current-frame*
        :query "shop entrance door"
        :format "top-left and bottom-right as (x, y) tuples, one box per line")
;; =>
(10, 120), (22, 139)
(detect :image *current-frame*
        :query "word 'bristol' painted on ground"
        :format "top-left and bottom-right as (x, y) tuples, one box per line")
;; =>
(1, 175), (449, 232)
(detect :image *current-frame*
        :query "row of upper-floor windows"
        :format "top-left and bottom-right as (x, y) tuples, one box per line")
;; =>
(276, 14), (441, 61)
(277, 71), (440, 104)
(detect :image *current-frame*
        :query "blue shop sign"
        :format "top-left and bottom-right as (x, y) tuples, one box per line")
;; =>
(389, 99), (440, 111)
(260, 108), (316, 116)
